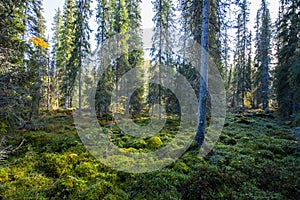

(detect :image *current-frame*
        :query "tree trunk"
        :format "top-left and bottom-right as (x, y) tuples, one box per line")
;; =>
(158, 0), (162, 120)
(196, 0), (210, 146)
(78, 60), (82, 115)
(47, 57), (51, 110)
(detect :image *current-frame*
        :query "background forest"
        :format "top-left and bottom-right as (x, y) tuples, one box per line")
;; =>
(0, 0), (299, 199)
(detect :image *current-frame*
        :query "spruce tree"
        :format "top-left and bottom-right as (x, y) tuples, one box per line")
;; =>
(125, 0), (144, 116)
(178, 0), (223, 74)
(150, 0), (176, 119)
(0, 0), (26, 130)
(96, 0), (113, 46)
(51, 8), (63, 109)
(59, 0), (76, 108)
(231, 0), (250, 110)
(25, 0), (47, 120)
(95, 0), (114, 119)
(254, 0), (272, 110)
(275, 0), (300, 119)
(112, 0), (130, 114)
(70, 0), (92, 114)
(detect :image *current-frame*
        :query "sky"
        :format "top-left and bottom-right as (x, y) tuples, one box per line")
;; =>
(43, 0), (279, 51)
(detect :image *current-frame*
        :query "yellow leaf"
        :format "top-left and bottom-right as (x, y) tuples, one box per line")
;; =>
(28, 37), (48, 49)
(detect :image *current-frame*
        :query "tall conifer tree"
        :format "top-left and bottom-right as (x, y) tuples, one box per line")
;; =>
(254, 0), (272, 110)
(70, 0), (92, 114)
(59, 0), (76, 108)
(0, 0), (26, 129)
(275, 0), (300, 120)
(150, 0), (176, 118)
(51, 8), (63, 109)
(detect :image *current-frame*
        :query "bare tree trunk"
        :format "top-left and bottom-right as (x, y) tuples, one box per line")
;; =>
(78, 2), (83, 115)
(158, 0), (162, 120)
(78, 60), (82, 115)
(196, 0), (210, 146)
(64, 74), (69, 109)
(47, 57), (50, 110)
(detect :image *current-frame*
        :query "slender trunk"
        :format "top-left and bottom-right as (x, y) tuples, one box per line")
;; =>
(69, 94), (72, 108)
(47, 57), (50, 110)
(196, 0), (210, 146)
(78, 60), (82, 115)
(158, 0), (162, 119)
(78, 2), (83, 115)
(241, 8), (246, 112)
(64, 84), (68, 109)
(115, 1), (121, 115)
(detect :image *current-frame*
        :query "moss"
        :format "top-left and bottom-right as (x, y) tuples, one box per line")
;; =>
(75, 162), (98, 179)
(121, 138), (147, 149)
(173, 162), (190, 174)
(37, 153), (71, 177)
(1, 111), (299, 199)
(130, 139), (147, 149)
(119, 147), (137, 153)
(148, 136), (163, 149)
(0, 167), (9, 182)
(0, 172), (52, 199)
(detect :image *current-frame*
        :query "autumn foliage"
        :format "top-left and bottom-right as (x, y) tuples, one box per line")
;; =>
(28, 37), (48, 49)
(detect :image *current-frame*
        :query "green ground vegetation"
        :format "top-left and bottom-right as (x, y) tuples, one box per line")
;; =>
(0, 110), (299, 199)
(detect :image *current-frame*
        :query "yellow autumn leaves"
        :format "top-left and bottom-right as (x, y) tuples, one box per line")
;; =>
(28, 37), (48, 49)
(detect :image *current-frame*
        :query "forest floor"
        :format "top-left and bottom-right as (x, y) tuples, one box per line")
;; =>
(0, 110), (299, 199)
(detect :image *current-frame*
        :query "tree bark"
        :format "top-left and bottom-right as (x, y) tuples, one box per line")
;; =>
(196, 0), (210, 146)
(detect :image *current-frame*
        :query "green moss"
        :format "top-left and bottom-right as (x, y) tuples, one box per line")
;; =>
(37, 153), (71, 177)
(0, 172), (52, 199)
(75, 162), (98, 179)
(0, 167), (9, 182)
(173, 162), (190, 174)
(148, 136), (163, 149)
(0, 111), (299, 199)
(119, 147), (137, 153)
